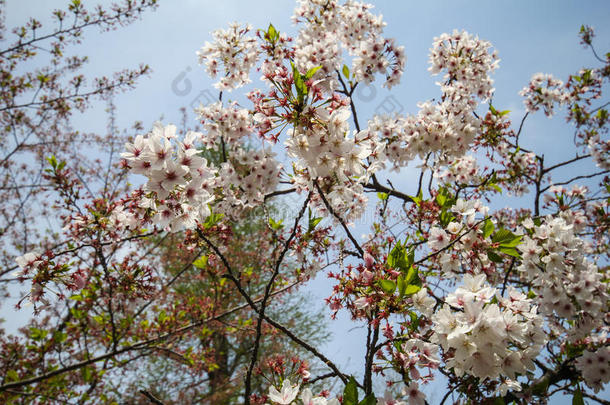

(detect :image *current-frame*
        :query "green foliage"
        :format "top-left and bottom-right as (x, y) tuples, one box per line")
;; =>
(264, 23), (279, 43)
(386, 242), (421, 297)
(193, 255), (208, 269)
(342, 376), (376, 405)
(572, 386), (585, 405)
(487, 227), (523, 261)
(203, 207), (224, 229)
(342, 64), (350, 79)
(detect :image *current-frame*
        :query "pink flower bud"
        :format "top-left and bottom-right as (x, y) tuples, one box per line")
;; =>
(363, 252), (375, 269)
(362, 270), (375, 283)
(72, 272), (87, 290)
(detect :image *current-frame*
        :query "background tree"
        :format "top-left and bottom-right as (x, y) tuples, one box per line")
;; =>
(0, 0), (156, 281)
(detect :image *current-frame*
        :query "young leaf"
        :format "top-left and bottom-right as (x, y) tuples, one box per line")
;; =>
(387, 242), (414, 272)
(267, 23), (278, 42)
(359, 394), (376, 405)
(343, 376), (359, 405)
(498, 246), (521, 258)
(404, 283), (422, 296)
(500, 234), (522, 248)
(397, 274), (407, 297)
(305, 65), (322, 80)
(269, 217), (284, 230)
(307, 208), (322, 232)
(204, 208), (224, 229)
(342, 64), (350, 79)
(490, 183), (503, 193)
(379, 279), (396, 295)
(409, 190), (424, 207)
(483, 219), (495, 239)
(492, 228), (516, 244)
(572, 386), (585, 405)
(193, 255), (208, 269)
(487, 250), (503, 263)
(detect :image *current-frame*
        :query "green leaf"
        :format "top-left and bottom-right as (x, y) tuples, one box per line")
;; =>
(291, 61), (306, 102)
(406, 310), (422, 331)
(379, 279), (396, 295)
(387, 241), (403, 269)
(397, 274), (407, 297)
(402, 266), (422, 295)
(377, 192), (388, 201)
(483, 219), (495, 239)
(53, 331), (67, 343)
(439, 210), (454, 227)
(436, 193), (447, 207)
(46, 155), (57, 169)
(487, 250), (503, 263)
(342, 64), (350, 79)
(490, 183), (503, 193)
(531, 377), (549, 396)
(269, 217), (284, 230)
(409, 191), (423, 207)
(572, 386), (585, 405)
(498, 246), (521, 258)
(492, 397), (506, 405)
(404, 283), (422, 295)
(193, 255), (208, 269)
(267, 23), (278, 42)
(29, 327), (48, 341)
(500, 235), (522, 248)
(6, 370), (18, 382)
(81, 366), (93, 383)
(343, 376), (359, 405)
(305, 65), (322, 80)
(308, 208), (322, 232)
(203, 208), (224, 229)
(492, 229), (516, 244)
(359, 394), (376, 405)
(404, 265), (418, 284)
(387, 242), (413, 271)
(435, 187), (454, 208)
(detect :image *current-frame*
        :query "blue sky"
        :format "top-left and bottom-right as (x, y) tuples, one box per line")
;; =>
(4, 0), (610, 402)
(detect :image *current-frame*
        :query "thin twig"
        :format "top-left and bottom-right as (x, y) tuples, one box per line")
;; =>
(313, 179), (364, 257)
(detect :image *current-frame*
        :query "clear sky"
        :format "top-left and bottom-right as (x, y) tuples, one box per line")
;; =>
(4, 0), (610, 403)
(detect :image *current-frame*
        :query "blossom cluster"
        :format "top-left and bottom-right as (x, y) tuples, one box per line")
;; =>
(287, 106), (378, 222)
(519, 73), (571, 117)
(588, 133), (610, 170)
(426, 198), (491, 277)
(398, 338), (440, 381)
(364, 31), (498, 171)
(266, 379), (338, 405)
(120, 122), (216, 231)
(428, 29), (499, 102)
(293, 0), (405, 91)
(264, 379), (426, 405)
(431, 274), (545, 394)
(574, 346), (610, 392)
(217, 147), (282, 210)
(436, 154), (479, 185)
(195, 101), (254, 148)
(517, 214), (608, 339)
(197, 22), (258, 90)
